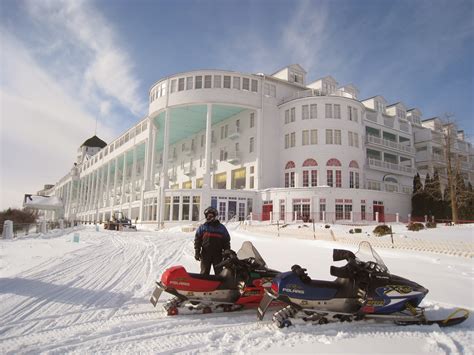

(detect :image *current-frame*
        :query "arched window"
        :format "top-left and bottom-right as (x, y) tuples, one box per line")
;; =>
(326, 158), (342, 187)
(326, 158), (342, 167)
(349, 160), (360, 188)
(384, 176), (399, 192)
(284, 161), (295, 187)
(349, 160), (359, 169)
(303, 159), (318, 167)
(302, 159), (318, 187)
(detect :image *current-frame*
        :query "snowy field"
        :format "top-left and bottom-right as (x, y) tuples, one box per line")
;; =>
(0, 224), (473, 354)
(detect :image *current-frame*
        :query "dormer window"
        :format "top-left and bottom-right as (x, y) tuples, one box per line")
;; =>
(375, 101), (385, 113)
(396, 108), (406, 119)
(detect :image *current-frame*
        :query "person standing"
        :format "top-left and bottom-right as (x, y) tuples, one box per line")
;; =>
(194, 207), (231, 275)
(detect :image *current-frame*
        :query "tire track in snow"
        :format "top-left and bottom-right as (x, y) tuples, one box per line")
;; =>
(0, 231), (192, 353)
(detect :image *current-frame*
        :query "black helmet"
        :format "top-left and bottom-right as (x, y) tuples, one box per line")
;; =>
(204, 206), (219, 218)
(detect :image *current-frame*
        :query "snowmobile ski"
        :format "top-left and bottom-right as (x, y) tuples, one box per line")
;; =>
(395, 308), (469, 327)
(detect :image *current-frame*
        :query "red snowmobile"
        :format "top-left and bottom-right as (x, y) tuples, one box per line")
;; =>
(150, 241), (280, 315)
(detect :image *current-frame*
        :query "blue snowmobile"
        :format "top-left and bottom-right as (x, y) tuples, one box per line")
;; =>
(257, 241), (469, 328)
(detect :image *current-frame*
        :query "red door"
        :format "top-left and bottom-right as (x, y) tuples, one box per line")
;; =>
(373, 205), (385, 223)
(262, 204), (273, 221)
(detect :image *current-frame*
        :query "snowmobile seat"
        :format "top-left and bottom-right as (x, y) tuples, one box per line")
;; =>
(188, 273), (225, 282)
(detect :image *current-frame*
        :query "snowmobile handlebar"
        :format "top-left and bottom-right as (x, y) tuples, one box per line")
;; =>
(333, 249), (356, 262)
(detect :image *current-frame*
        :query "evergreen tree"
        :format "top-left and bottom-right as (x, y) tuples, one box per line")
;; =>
(443, 186), (452, 219)
(425, 171), (443, 219)
(423, 173), (433, 218)
(411, 173), (425, 218)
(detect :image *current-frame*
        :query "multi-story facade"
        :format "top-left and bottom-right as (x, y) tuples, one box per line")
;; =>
(27, 64), (474, 224)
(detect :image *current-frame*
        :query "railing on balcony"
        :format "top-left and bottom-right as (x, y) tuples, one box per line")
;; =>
(226, 151), (241, 164)
(228, 125), (240, 140)
(182, 146), (192, 156)
(368, 158), (415, 175)
(183, 166), (195, 176)
(366, 135), (414, 154)
(279, 89), (355, 105)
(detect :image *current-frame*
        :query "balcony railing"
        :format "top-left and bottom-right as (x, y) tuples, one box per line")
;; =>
(368, 158), (415, 175)
(226, 151), (241, 164)
(183, 166), (195, 176)
(366, 135), (414, 154)
(228, 125), (240, 140)
(279, 89), (355, 105)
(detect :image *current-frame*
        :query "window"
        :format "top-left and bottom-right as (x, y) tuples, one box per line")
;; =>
(170, 79), (177, 93)
(178, 78), (184, 91)
(336, 170), (342, 187)
(311, 129), (318, 144)
(310, 104), (317, 119)
(334, 130), (341, 145)
(284, 161), (296, 188)
(250, 176), (254, 188)
(233, 77), (240, 89)
(264, 83), (276, 97)
(249, 137), (254, 153)
(327, 170), (334, 187)
(201, 134), (204, 147)
(251, 79), (258, 92)
(223, 76), (231, 88)
(348, 131), (354, 146)
(214, 75), (221, 88)
(334, 104), (341, 119)
(242, 78), (250, 90)
(280, 200), (286, 221)
(353, 108), (358, 122)
(325, 104), (333, 118)
(302, 130), (309, 145)
(302, 159), (318, 187)
(186, 77), (193, 90)
(327, 158), (342, 188)
(285, 110), (289, 124)
(284, 134), (290, 149)
(250, 113), (255, 128)
(204, 75), (212, 88)
(326, 129), (333, 144)
(335, 203), (344, 220)
(290, 108), (296, 122)
(290, 132), (296, 147)
(195, 76), (202, 89)
(302, 105), (309, 120)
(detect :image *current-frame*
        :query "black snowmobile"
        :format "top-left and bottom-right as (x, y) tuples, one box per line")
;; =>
(258, 241), (469, 328)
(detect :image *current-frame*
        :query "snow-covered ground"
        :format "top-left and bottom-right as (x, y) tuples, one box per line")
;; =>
(0, 224), (473, 354)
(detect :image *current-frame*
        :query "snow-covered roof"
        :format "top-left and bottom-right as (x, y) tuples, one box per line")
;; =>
(23, 195), (63, 210)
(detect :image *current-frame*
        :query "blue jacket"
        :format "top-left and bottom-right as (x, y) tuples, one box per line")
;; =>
(194, 220), (231, 254)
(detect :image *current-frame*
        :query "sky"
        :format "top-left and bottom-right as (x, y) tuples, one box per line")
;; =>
(0, 0), (473, 210)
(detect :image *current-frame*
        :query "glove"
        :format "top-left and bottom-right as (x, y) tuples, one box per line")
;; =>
(194, 251), (201, 261)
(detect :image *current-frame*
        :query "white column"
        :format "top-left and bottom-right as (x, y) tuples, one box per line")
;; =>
(255, 108), (263, 189)
(129, 146), (138, 218)
(201, 104), (213, 213)
(112, 157), (119, 209)
(120, 153), (127, 212)
(143, 117), (154, 190)
(105, 161), (111, 209)
(158, 108), (171, 226)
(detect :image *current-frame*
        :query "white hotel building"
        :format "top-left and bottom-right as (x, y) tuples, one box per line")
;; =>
(31, 64), (474, 225)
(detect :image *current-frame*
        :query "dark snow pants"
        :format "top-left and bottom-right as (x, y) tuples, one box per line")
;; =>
(200, 250), (223, 275)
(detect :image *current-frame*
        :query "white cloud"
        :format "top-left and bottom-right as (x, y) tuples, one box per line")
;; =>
(0, 32), (115, 210)
(25, 0), (145, 116)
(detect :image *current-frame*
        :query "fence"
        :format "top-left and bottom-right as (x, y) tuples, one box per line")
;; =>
(247, 211), (409, 225)
(240, 222), (473, 258)
(1, 220), (78, 238)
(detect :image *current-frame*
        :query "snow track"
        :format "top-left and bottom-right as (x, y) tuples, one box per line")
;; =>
(0, 227), (472, 354)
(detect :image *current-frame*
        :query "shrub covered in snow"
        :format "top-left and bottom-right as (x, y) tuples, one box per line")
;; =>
(373, 225), (391, 236)
(426, 221), (437, 228)
(407, 222), (425, 231)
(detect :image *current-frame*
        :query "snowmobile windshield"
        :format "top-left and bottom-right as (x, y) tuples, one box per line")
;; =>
(236, 241), (267, 267)
(354, 241), (388, 273)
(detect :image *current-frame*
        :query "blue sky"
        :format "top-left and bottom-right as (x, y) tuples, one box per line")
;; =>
(1, 0), (473, 210)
